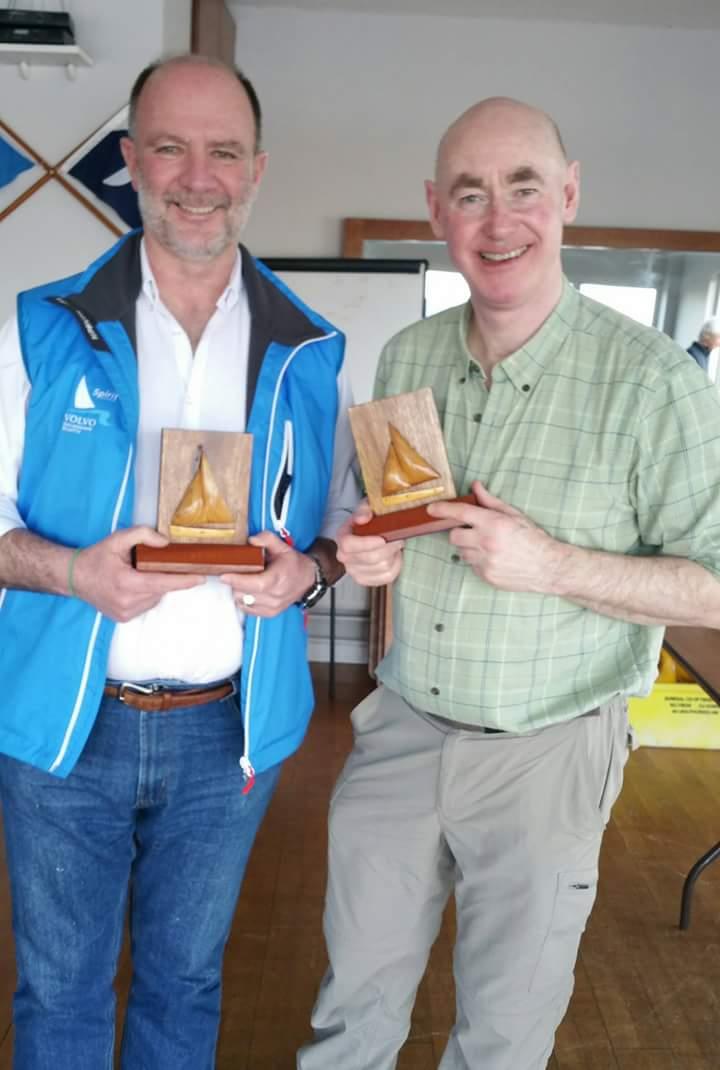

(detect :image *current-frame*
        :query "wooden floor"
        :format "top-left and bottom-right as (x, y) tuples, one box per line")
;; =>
(0, 664), (719, 1069)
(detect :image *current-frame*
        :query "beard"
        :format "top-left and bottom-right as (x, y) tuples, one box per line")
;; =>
(136, 178), (256, 263)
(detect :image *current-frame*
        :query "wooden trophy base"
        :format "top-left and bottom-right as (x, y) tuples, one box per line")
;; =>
(352, 494), (476, 542)
(132, 543), (265, 575)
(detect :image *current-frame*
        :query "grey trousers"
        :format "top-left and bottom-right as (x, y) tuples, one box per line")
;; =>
(298, 686), (629, 1070)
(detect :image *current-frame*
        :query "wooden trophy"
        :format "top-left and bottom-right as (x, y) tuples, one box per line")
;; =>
(132, 429), (264, 574)
(348, 388), (474, 541)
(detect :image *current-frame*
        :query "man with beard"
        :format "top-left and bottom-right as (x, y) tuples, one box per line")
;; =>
(0, 55), (357, 1068)
(299, 98), (720, 1070)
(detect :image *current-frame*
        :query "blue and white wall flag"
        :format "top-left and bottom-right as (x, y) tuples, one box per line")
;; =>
(59, 106), (140, 231)
(0, 122), (44, 219)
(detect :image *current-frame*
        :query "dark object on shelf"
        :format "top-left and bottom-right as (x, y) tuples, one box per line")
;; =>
(0, 8), (75, 46)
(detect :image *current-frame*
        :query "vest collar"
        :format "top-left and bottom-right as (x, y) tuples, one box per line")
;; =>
(52, 232), (329, 421)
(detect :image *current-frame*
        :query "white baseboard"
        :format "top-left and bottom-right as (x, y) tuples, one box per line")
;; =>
(308, 636), (368, 664)
(307, 606), (369, 665)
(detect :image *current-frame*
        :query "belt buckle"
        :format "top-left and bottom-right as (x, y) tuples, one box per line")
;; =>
(117, 681), (162, 704)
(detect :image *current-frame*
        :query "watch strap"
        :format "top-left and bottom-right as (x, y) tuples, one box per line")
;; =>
(297, 553), (329, 610)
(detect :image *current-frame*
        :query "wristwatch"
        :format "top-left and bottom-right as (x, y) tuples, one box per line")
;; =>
(297, 554), (329, 610)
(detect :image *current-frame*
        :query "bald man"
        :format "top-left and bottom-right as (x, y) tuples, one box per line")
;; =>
(299, 99), (720, 1070)
(0, 55), (358, 1068)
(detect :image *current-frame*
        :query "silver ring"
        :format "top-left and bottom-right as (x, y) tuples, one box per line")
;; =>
(241, 593), (256, 607)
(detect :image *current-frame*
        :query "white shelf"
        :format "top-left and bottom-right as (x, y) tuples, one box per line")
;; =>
(0, 42), (92, 78)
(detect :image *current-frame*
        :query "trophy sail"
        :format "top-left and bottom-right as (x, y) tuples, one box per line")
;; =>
(381, 424), (441, 505)
(170, 446), (236, 541)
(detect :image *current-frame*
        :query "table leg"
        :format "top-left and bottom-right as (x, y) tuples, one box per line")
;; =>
(679, 839), (720, 930)
(328, 584), (336, 700)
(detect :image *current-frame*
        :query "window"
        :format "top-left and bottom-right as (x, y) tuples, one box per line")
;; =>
(425, 269), (470, 316)
(578, 284), (657, 326)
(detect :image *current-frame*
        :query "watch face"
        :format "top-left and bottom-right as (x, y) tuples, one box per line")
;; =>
(301, 578), (328, 609)
(297, 554), (329, 609)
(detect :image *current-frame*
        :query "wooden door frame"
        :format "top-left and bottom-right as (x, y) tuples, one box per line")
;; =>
(191, 0), (236, 63)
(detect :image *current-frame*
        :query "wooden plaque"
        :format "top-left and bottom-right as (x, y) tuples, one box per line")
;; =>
(133, 429), (264, 574)
(355, 494), (476, 541)
(349, 388), (470, 541)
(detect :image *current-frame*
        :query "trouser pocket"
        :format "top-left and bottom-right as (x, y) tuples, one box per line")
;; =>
(529, 867), (598, 993)
(597, 695), (630, 825)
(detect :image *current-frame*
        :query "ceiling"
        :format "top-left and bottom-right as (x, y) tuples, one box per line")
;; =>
(229, 0), (720, 32)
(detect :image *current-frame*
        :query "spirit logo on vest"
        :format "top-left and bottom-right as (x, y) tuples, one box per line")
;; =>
(63, 374), (117, 435)
(59, 107), (140, 232)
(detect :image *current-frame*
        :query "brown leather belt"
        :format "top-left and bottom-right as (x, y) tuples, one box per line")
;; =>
(103, 680), (235, 712)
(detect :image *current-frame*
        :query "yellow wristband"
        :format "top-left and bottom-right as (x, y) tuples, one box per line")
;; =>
(67, 547), (82, 598)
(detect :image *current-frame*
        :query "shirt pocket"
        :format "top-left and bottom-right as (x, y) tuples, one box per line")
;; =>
(498, 456), (638, 552)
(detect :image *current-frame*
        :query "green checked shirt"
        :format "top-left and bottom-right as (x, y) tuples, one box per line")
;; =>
(374, 280), (720, 731)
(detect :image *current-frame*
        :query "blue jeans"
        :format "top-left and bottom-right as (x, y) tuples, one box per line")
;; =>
(0, 685), (282, 1070)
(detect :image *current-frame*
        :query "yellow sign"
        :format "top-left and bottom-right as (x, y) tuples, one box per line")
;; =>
(629, 684), (720, 749)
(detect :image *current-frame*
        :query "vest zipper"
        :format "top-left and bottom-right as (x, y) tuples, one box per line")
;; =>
(240, 331), (337, 788)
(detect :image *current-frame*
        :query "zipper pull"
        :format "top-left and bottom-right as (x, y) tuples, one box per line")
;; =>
(239, 755), (256, 794)
(279, 526), (294, 547)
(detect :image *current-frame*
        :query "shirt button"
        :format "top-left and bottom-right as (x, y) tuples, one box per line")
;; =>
(522, 383), (531, 393)
(434, 623), (444, 632)
(431, 687), (440, 696)
(473, 413), (482, 423)
(451, 553), (461, 563)
(458, 376), (467, 384)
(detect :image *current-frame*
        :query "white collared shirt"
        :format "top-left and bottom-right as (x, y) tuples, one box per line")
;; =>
(0, 244), (359, 683)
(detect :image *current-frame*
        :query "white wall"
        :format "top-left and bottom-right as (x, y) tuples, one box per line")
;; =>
(233, 5), (720, 256)
(164, 0), (193, 55)
(4, 5), (718, 305)
(0, 1), (190, 320)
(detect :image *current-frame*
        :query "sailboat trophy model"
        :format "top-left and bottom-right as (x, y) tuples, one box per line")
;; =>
(169, 447), (237, 541)
(133, 429), (264, 574)
(348, 388), (474, 541)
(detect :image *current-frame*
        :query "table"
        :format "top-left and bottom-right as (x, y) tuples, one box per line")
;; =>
(662, 626), (720, 929)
